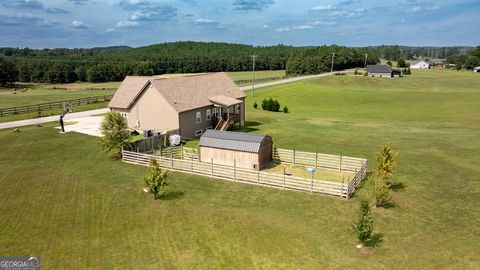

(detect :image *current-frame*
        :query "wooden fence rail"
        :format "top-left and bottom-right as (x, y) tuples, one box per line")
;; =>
(274, 146), (366, 173)
(0, 95), (113, 117)
(122, 150), (367, 198)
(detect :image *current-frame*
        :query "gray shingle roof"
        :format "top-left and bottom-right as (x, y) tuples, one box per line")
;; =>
(367, 64), (392, 74)
(199, 130), (269, 153)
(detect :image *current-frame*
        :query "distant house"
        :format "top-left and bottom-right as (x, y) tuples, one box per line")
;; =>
(366, 65), (393, 78)
(199, 130), (273, 170)
(410, 60), (430, 69)
(474, 66), (480, 73)
(108, 73), (246, 138)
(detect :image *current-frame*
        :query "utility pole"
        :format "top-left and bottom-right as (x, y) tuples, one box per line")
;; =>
(364, 53), (368, 68)
(251, 55), (257, 97)
(330, 53), (335, 73)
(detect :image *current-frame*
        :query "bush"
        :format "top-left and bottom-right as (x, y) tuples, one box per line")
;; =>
(354, 69), (358, 75)
(261, 98), (281, 112)
(353, 200), (374, 246)
(397, 59), (407, 68)
(253, 101), (258, 109)
(283, 106), (289, 113)
(386, 61), (393, 67)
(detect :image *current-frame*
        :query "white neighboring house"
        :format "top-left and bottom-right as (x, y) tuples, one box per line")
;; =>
(474, 66), (480, 73)
(410, 60), (430, 69)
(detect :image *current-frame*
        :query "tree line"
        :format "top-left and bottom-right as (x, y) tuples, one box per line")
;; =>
(445, 46), (480, 70)
(285, 45), (379, 75)
(1, 42), (300, 84)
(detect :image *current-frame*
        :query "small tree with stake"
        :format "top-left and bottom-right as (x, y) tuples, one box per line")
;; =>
(143, 158), (169, 200)
(353, 200), (374, 248)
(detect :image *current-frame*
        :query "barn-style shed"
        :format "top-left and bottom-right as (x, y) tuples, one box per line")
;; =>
(199, 130), (273, 170)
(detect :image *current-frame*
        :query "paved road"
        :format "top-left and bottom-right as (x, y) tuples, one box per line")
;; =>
(0, 108), (109, 130)
(239, 71), (338, 91)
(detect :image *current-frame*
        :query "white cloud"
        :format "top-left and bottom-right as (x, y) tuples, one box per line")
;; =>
(308, 21), (337, 26)
(115, 20), (139, 28)
(293, 25), (314, 30)
(310, 4), (336, 11)
(262, 24), (270, 28)
(71, 20), (87, 28)
(276, 27), (290, 32)
(194, 18), (217, 25)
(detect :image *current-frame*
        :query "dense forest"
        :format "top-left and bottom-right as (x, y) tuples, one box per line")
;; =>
(1, 42), (478, 85)
(0, 42), (301, 83)
(285, 45), (379, 75)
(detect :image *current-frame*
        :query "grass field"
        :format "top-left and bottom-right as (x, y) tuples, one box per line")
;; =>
(1, 69), (479, 268)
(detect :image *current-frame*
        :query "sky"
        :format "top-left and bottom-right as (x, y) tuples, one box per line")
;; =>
(0, 0), (479, 48)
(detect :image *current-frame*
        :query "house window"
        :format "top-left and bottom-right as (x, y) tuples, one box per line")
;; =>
(195, 129), (203, 136)
(235, 104), (240, 114)
(196, 111), (201, 123)
(206, 126), (212, 130)
(121, 112), (127, 118)
(206, 109), (211, 120)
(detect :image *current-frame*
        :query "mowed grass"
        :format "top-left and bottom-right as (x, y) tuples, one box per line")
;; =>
(0, 68), (479, 268)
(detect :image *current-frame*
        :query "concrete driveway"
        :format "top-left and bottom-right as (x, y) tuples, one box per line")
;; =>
(55, 116), (104, 137)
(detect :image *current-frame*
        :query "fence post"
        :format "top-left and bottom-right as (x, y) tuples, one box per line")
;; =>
(310, 174), (314, 194)
(283, 168), (285, 189)
(293, 148), (296, 166)
(339, 153), (343, 171)
(257, 170), (260, 184)
(136, 146), (140, 164)
(0, 109), (2, 116)
(181, 144), (184, 159)
(315, 151), (318, 168)
(234, 159), (236, 182)
(170, 147), (174, 168)
(211, 158), (214, 176)
(191, 156), (194, 173)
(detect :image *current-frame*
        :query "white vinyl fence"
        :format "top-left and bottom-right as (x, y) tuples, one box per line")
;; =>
(122, 149), (367, 198)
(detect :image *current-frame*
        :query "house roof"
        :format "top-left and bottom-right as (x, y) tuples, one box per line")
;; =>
(199, 130), (270, 153)
(108, 73), (245, 112)
(209, 95), (243, 107)
(411, 60), (430, 66)
(366, 64), (392, 73)
(108, 76), (152, 109)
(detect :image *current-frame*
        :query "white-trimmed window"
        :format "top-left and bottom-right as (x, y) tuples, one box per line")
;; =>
(121, 112), (127, 118)
(206, 109), (211, 120)
(235, 104), (240, 114)
(195, 129), (203, 136)
(195, 111), (201, 123)
(206, 126), (212, 130)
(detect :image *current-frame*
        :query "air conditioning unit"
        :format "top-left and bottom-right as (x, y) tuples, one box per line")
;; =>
(169, 134), (181, 146)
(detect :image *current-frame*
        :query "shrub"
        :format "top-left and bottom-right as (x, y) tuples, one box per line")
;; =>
(354, 69), (358, 75)
(99, 111), (132, 159)
(261, 98), (281, 112)
(397, 59), (407, 68)
(353, 200), (374, 246)
(143, 158), (169, 200)
(253, 101), (258, 109)
(386, 61), (392, 66)
(283, 106), (289, 113)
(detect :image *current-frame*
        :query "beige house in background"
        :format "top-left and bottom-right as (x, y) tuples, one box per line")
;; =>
(108, 73), (246, 138)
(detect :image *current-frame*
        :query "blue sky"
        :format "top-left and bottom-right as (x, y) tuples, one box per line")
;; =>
(0, 0), (479, 48)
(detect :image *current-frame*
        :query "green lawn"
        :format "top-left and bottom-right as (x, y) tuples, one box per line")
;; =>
(1, 68), (479, 268)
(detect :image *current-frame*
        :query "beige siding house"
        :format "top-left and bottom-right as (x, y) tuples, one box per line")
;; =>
(108, 73), (246, 138)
